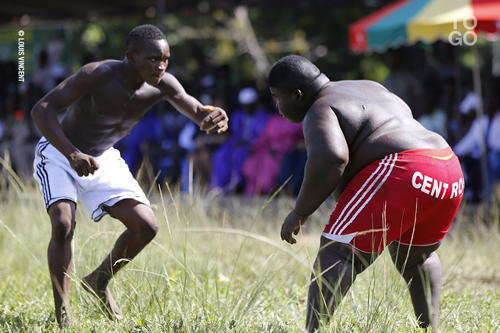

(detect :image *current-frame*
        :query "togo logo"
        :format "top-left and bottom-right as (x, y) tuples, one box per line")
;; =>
(449, 15), (478, 46)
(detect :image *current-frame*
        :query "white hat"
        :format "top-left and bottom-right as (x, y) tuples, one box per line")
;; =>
(238, 87), (258, 105)
(459, 92), (479, 115)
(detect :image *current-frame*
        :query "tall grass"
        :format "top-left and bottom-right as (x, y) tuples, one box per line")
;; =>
(0, 166), (499, 332)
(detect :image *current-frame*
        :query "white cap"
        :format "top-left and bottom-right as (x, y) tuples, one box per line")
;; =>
(459, 92), (479, 115)
(238, 87), (258, 105)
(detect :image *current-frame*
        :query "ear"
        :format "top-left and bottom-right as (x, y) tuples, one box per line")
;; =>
(292, 89), (303, 102)
(126, 50), (134, 62)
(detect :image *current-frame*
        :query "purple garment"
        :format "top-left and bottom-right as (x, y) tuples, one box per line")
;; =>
(242, 115), (303, 196)
(210, 108), (269, 192)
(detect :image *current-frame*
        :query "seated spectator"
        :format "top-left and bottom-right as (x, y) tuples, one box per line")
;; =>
(179, 122), (227, 192)
(150, 104), (190, 185)
(210, 87), (269, 193)
(179, 93), (228, 192)
(453, 92), (488, 202)
(242, 115), (303, 196)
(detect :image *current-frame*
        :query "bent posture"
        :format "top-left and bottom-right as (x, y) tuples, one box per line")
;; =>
(268, 55), (463, 332)
(31, 25), (228, 327)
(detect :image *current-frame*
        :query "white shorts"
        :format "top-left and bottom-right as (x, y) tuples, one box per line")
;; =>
(33, 138), (150, 221)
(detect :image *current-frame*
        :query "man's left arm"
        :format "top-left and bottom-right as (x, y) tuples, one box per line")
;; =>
(281, 105), (349, 244)
(162, 73), (228, 134)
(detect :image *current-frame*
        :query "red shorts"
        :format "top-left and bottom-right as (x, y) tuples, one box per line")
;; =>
(322, 147), (464, 253)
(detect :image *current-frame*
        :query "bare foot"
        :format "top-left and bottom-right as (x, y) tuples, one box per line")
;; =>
(56, 307), (71, 328)
(59, 316), (71, 328)
(82, 274), (123, 320)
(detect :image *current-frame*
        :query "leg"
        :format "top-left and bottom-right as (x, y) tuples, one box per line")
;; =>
(306, 237), (378, 332)
(388, 242), (441, 331)
(47, 200), (76, 327)
(82, 199), (158, 320)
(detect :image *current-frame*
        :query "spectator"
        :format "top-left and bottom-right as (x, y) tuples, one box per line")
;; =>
(210, 87), (269, 193)
(179, 94), (228, 192)
(32, 49), (57, 96)
(277, 140), (307, 196)
(242, 115), (303, 196)
(47, 30), (69, 86)
(488, 108), (500, 198)
(114, 106), (161, 177)
(453, 92), (488, 202)
(0, 109), (39, 181)
(151, 104), (190, 185)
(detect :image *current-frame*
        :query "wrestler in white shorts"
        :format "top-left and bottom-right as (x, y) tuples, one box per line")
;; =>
(33, 137), (150, 222)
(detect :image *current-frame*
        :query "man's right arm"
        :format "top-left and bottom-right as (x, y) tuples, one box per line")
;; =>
(294, 106), (349, 216)
(161, 73), (229, 134)
(31, 63), (110, 176)
(281, 104), (349, 244)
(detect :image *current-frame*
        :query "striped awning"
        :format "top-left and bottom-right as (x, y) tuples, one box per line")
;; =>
(349, 0), (500, 53)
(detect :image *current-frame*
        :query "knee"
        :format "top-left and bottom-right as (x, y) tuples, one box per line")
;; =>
(315, 243), (358, 287)
(404, 251), (440, 271)
(136, 217), (159, 243)
(51, 216), (74, 243)
(48, 201), (75, 243)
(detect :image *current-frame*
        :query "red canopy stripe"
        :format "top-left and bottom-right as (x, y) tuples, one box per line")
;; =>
(349, 0), (413, 52)
(472, 0), (500, 34)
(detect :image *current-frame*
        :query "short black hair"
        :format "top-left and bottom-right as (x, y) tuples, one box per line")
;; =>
(268, 55), (321, 95)
(126, 24), (166, 52)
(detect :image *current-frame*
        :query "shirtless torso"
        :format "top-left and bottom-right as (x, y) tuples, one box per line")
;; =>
(313, 80), (449, 198)
(62, 60), (166, 156)
(60, 60), (217, 156)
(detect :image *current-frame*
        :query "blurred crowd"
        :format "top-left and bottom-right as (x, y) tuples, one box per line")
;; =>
(1, 41), (499, 202)
(113, 83), (307, 197)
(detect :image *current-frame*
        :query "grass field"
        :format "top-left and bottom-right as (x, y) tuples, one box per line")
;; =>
(1, 175), (499, 332)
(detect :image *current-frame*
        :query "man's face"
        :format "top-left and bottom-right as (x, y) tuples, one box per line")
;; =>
(131, 39), (170, 86)
(270, 86), (301, 123)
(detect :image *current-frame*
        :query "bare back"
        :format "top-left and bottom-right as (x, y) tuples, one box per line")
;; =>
(313, 80), (448, 193)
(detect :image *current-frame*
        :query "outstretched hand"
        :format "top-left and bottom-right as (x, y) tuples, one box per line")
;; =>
(68, 151), (99, 177)
(281, 210), (309, 244)
(200, 105), (229, 134)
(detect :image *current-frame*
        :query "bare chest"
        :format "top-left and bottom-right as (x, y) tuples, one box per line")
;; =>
(81, 82), (164, 121)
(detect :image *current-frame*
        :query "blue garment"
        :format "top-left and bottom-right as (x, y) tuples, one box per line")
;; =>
(489, 150), (500, 191)
(488, 112), (500, 196)
(115, 110), (160, 174)
(210, 108), (269, 192)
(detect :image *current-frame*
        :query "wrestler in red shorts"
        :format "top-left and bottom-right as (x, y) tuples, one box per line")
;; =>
(269, 55), (464, 332)
(324, 147), (464, 253)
